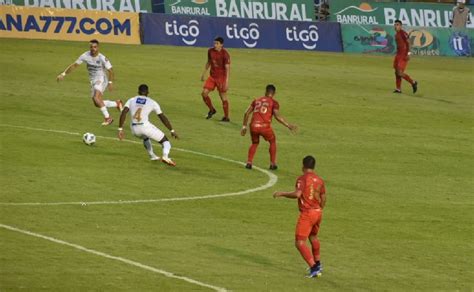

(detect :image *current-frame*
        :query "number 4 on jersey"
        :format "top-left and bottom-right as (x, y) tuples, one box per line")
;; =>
(133, 108), (143, 122)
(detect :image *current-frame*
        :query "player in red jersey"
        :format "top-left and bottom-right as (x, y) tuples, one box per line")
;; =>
(273, 155), (326, 278)
(201, 37), (231, 122)
(393, 19), (418, 94)
(241, 85), (297, 170)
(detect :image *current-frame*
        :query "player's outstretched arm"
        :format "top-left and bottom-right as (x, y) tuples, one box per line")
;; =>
(118, 107), (129, 140)
(158, 113), (179, 139)
(57, 63), (79, 82)
(274, 109), (297, 133)
(241, 106), (253, 136)
(273, 189), (302, 199)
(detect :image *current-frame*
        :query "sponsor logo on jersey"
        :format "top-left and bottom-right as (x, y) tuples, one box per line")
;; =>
(136, 98), (147, 104)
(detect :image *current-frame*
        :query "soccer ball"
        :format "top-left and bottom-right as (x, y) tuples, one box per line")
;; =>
(82, 133), (96, 145)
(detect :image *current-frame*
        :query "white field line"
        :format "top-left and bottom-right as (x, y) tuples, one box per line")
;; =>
(0, 124), (278, 206)
(0, 223), (227, 292)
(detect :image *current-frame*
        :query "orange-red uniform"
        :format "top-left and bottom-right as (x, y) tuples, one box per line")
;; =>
(249, 96), (279, 143)
(295, 172), (326, 241)
(393, 30), (410, 71)
(204, 48), (230, 93)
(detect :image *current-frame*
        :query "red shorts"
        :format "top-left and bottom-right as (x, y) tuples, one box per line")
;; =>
(295, 209), (322, 241)
(393, 55), (408, 71)
(204, 76), (227, 93)
(250, 125), (275, 144)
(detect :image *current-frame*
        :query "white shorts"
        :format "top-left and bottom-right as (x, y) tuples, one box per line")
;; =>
(90, 76), (108, 97)
(131, 122), (165, 142)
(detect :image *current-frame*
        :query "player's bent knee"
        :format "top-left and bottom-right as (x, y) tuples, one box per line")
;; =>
(295, 239), (306, 248)
(159, 136), (169, 144)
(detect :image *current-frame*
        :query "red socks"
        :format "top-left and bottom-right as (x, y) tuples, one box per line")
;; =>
(296, 241), (316, 267)
(222, 100), (229, 118)
(310, 238), (321, 262)
(247, 143), (258, 164)
(403, 74), (414, 85)
(396, 76), (402, 90)
(202, 95), (215, 111)
(269, 139), (277, 165)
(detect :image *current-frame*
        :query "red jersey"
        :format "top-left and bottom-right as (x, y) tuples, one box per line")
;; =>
(395, 30), (409, 56)
(295, 172), (325, 212)
(249, 96), (279, 126)
(208, 48), (230, 78)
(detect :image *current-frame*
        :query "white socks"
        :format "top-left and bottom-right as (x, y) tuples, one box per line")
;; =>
(104, 100), (117, 108)
(143, 139), (156, 158)
(100, 106), (110, 118)
(162, 141), (171, 159)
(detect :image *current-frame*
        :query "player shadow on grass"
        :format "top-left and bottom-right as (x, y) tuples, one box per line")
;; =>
(413, 95), (455, 104)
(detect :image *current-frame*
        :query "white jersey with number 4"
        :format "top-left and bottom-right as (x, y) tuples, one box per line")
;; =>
(125, 96), (165, 142)
(75, 51), (112, 81)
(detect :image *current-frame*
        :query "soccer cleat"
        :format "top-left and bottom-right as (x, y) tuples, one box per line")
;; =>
(205, 109), (217, 119)
(412, 81), (418, 94)
(220, 117), (230, 122)
(393, 89), (402, 94)
(162, 157), (176, 167)
(269, 164), (278, 170)
(306, 262), (323, 278)
(245, 163), (252, 169)
(116, 99), (124, 112)
(150, 155), (160, 161)
(101, 117), (114, 126)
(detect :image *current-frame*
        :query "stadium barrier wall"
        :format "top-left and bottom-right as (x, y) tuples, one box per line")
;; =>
(331, 0), (474, 29)
(341, 24), (474, 57)
(0, 0), (152, 12)
(141, 13), (343, 52)
(0, 5), (141, 44)
(162, 0), (315, 21)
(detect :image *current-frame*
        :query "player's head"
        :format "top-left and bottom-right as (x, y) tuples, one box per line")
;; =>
(89, 39), (99, 55)
(394, 20), (402, 31)
(138, 84), (149, 96)
(214, 37), (224, 50)
(302, 155), (316, 170)
(265, 84), (276, 97)
(458, 0), (465, 8)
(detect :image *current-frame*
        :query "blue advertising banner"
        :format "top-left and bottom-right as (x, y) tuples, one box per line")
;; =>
(141, 13), (343, 52)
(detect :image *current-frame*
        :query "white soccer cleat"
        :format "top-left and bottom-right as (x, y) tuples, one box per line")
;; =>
(150, 155), (161, 161)
(161, 157), (176, 167)
(101, 117), (113, 126)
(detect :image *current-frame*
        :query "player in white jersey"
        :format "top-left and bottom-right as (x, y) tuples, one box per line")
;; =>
(118, 84), (179, 166)
(56, 39), (122, 126)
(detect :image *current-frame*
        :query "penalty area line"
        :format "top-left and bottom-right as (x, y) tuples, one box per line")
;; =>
(0, 124), (278, 206)
(0, 223), (227, 292)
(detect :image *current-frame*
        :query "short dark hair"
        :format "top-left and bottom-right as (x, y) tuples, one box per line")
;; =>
(394, 19), (402, 25)
(303, 155), (316, 169)
(266, 84), (276, 94)
(138, 84), (149, 95)
(90, 39), (99, 45)
(214, 36), (224, 44)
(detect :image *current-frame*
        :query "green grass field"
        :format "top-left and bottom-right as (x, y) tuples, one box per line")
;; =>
(0, 38), (473, 291)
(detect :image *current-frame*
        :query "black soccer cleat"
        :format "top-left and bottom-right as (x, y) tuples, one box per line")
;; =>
(245, 163), (252, 169)
(306, 262), (323, 278)
(412, 81), (418, 94)
(205, 109), (217, 119)
(221, 117), (230, 122)
(393, 89), (402, 94)
(269, 164), (278, 170)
